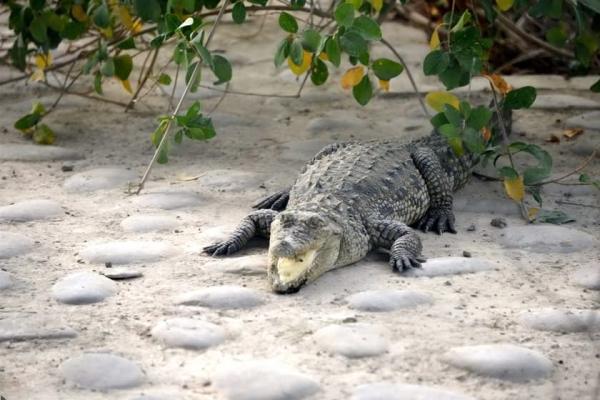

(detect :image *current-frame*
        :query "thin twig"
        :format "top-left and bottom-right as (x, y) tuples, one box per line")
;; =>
(47, 62), (78, 114)
(296, 71), (311, 97)
(198, 83), (299, 98)
(538, 150), (597, 185)
(125, 46), (160, 112)
(555, 200), (600, 209)
(41, 81), (130, 107)
(209, 82), (230, 114)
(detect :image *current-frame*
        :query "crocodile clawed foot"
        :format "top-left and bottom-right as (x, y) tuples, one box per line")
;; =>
(390, 253), (426, 272)
(203, 240), (241, 256)
(416, 208), (457, 235)
(252, 190), (289, 211)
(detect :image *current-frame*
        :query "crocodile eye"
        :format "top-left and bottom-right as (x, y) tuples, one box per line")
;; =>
(308, 216), (323, 228)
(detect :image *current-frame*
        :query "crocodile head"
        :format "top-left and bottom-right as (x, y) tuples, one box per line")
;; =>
(267, 210), (342, 294)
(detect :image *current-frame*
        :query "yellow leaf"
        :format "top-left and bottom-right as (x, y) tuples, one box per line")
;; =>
(33, 124), (56, 145)
(371, 0), (383, 12)
(425, 91), (460, 112)
(318, 52), (329, 61)
(118, 6), (135, 30)
(483, 73), (512, 94)
(340, 66), (365, 89)
(71, 4), (88, 22)
(430, 24), (442, 49)
(35, 53), (52, 69)
(563, 128), (584, 140)
(482, 126), (492, 142)
(503, 176), (524, 202)
(527, 207), (540, 221)
(132, 18), (143, 34)
(496, 0), (514, 12)
(30, 69), (45, 82)
(120, 79), (133, 94)
(288, 51), (312, 76)
(378, 79), (390, 92)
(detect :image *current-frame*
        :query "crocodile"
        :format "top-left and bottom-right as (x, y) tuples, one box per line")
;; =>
(204, 105), (511, 293)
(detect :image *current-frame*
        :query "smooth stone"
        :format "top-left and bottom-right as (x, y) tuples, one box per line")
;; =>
(499, 225), (596, 253)
(572, 266), (600, 290)
(213, 360), (320, 400)
(0, 231), (34, 259)
(306, 117), (367, 135)
(81, 241), (176, 264)
(101, 267), (143, 280)
(133, 192), (202, 210)
(352, 383), (476, 400)
(52, 272), (117, 305)
(61, 353), (144, 390)
(441, 344), (553, 382)
(204, 255), (267, 276)
(520, 309), (600, 332)
(121, 215), (180, 233)
(196, 170), (264, 192)
(64, 167), (137, 192)
(314, 323), (388, 358)
(175, 285), (264, 309)
(0, 144), (83, 161)
(0, 270), (13, 289)
(565, 111), (600, 130)
(403, 257), (495, 277)
(151, 318), (226, 350)
(0, 199), (63, 222)
(346, 290), (433, 312)
(0, 314), (77, 342)
(532, 94), (600, 109)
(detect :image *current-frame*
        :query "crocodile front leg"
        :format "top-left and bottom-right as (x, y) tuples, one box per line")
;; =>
(203, 209), (277, 256)
(411, 147), (457, 234)
(367, 220), (425, 271)
(253, 189), (290, 211)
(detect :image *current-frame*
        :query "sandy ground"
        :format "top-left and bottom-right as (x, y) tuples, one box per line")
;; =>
(0, 14), (600, 400)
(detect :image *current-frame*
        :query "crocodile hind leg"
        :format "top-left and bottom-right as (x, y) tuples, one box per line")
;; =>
(203, 209), (278, 256)
(367, 220), (425, 271)
(411, 147), (457, 234)
(253, 189), (290, 211)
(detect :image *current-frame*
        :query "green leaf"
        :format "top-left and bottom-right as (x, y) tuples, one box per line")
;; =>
(33, 123), (55, 145)
(174, 129), (183, 144)
(92, 2), (110, 28)
(9, 38), (27, 71)
(185, 117), (216, 140)
(211, 55), (232, 84)
(351, 16), (381, 41)
(30, 0), (45, 11)
(521, 144), (553, 185)
(134, 0), (162, 22)
(529, 0), (562, 18)
(232, 2), (246, 24)
(311, 58), (328, 85)
(334, 3), (355, 27)
(431, 112), (449, 128)
(450, 10), (471, 32)
(192, 39), (213, 65)
(14, 113), (40, 131)
(101, 58), (115, 77)
(459, 101), (471, 118)
(545, 26), (567, 47)
(438, 60), (470, 90)
(158, 73), (172, 85)
(423, 50), (449, 76)
(29, 17), (48, 43)
(185, 101), (202, 120)
(61, 21), (86, 40)
(371, 58), (403, 80)
(302, 29), (321, 52)
(274, 38), (290, 67)
(185, 61), (201, 92)
(447, 136), (464, 156)
(438, 123), (460, 138)
(590, 79), (600, 93)
(325, 37), (341, 67)
(279, 12), (298, 33)
(290, 39), (304, 65)
(340, 31), (368, 57)
(504, 86), (536, 109)
(117, 37), (136, 50)
(466, 106), (492, 130)
(113, 54), (133, 80)
(463, 127), (485, 154)
(443, 104), (462, 127)
(536, 209), (574, 224)
(157, 142), (169, 164)
(94, 71), (103, 94)
(352, 75), (373, 106)
(498, 166), (518, 180)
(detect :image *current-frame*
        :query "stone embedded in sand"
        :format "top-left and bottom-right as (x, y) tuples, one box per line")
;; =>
(572, 266), (600, 290)
(213, 360), (320, 400)
(205, 255), (267, 276)
(0, 231), (34, 259)
(61, 353), (144, 390)
(403, 257), (495, 277)
(132, 192), (202, 210)
(101, 267), (143, 280)
(80, 240), (176, 264)
(0, 144), (83, 162)
(196, 170), (264, 192)
(175, 285), (264, 309)
(64, 167), (137, 192)
(314, 323), (388, 358)
(120, 215), (180, 233)
(499, 225), (596, 253)
(0, 199), (63, 222)
(441, 344), (553, 382)
(346, 290), (433, 312)
(565, 111), (600, 130)
(352, 383), (476, 400)
(520, 309), (600, 333)
(0, 270), (13, 290)
(151, 318), (226, 350)
(0, 314), (77, 342)
(532, 94), (600, 110)
(52, 272), (117, 305)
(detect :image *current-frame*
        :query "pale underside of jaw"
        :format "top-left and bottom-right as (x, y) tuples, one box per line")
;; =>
(276, 249), (317, 284)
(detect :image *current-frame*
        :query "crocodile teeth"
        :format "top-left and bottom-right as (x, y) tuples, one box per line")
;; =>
(276, 249), (317, 283)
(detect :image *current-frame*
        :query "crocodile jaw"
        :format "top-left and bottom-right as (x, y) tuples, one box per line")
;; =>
(276, 250), (317, 283)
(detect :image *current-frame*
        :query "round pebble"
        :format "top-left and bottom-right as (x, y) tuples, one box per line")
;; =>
(101, 267), (143, 280)
(565, 111), (600, 130)
(499, 225), (597, 253)
(346, 290), (433, 312)
(352, 383), (476, 400)
(52, 272), (117, 305)
(151, 318), (226, 350)
(314, 323), (388, 358)
(121, 215), (180, 233)
(61, 353), (144, 390)
(441, 344), (553, 382)
(0, 270), (13, 290)
(81, 240), (176, 264)
(403, 257), (495, 277)
(213, 360), (320, 400)
(0, 314), (77, 342)
(204, 255), (267, 276)
(0, 232), (34, 259)
(175, 285), (264, 309)
(64, 167), (137, 192)
(520, 309), (600, 333)
(572, 266), (600, 290)
(0, 199), (63, 222)
(0, 144), (83, 162)
(133, 191), (202, 210)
